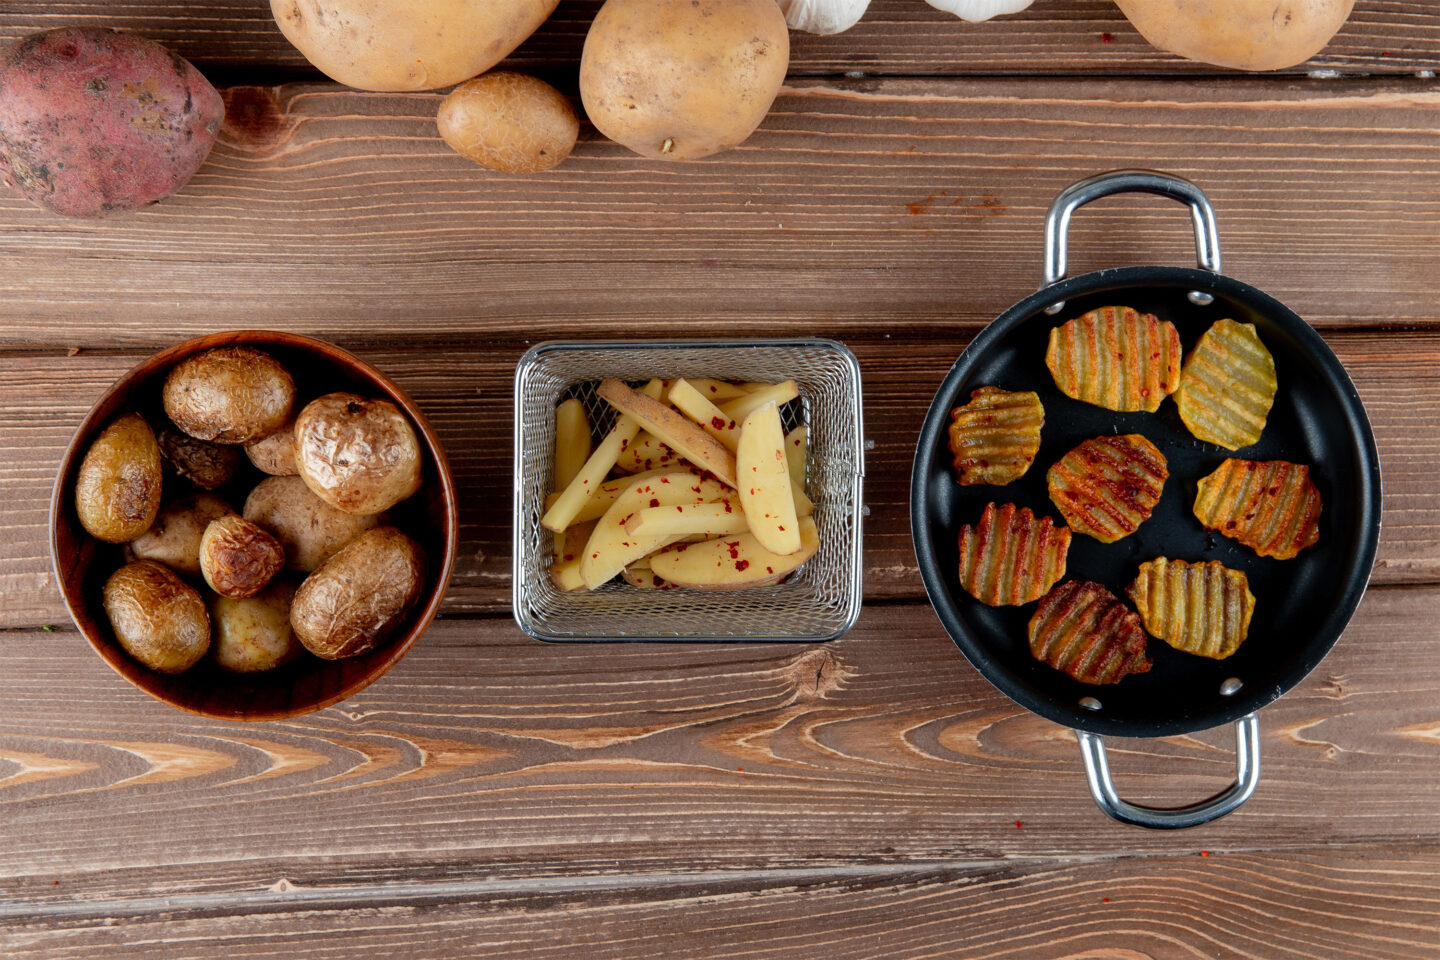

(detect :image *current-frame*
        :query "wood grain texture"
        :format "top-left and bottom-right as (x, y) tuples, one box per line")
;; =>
(0, 0), (1434, 77)
(3, 331), (1438, 628)
(1, 78), (1439, 345)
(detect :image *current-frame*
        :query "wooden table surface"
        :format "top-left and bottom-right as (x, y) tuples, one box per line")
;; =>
(3, 2), (1440, 957)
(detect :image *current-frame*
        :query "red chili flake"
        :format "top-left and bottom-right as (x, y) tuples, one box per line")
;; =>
(710, 385), (719, 393)
(711, 416), (727, 429)
(620, 438), (629, 451)
(660, 477), (671, 484)
(1100, 31), (1113, 42)
(722, 500), (733, 513)
(591, 552), (599, 559)
(1102, 898), (1110, 903)
(778, 525), (786, 531)
(675, 542), (690, 552)
(692, 485), (702, 493)
(1200, 850), (1210, 858)
(735, 559), (750, 572)
(650, 498), (660, 508)
(563, 553), (575, 562)
(766, 566), (773, 574)
(676, 506), (684, 512)
(727, 420), (736, 430)
(1015, 820), (1023, 829)
(793, 438), (801, 446)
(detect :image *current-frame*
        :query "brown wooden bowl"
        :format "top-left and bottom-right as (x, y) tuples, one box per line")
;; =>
(50, 331), (459, 721)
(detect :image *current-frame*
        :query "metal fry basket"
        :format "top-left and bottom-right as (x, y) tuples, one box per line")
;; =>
(512, 339), (864, 642)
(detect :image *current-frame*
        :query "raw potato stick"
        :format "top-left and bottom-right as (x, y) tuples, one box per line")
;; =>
(736, 401), (801, 556)
(597, 378), (738, 488)
(649, 516), (819, 590)
(685, 378), (749, 402)
(553, 399), (592, 489)
(542, 379), (663, 532)
(719, 380), (799, 422)
(624, 500), (749, 539)
(669, 379), (740, 450)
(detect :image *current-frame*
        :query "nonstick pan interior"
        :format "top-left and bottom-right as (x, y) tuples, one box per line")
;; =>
(911, 267), (1381, 738)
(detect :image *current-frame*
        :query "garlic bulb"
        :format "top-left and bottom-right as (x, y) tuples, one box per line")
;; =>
(777, 0), (871, 35)
(924, 0), (1033, 22)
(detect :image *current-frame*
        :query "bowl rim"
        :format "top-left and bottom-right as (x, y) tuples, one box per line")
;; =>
(49, 329), (459, 721)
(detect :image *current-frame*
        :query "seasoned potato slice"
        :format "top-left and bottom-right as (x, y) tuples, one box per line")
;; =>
(597, 378), (737, 487)
(1175, 318), (1277, 450)
(1046, 306), (1182, 412)
(1127, 557), (1256, 660)
(718, 380), (799, 423)
(649, 516), (818, 590)
(554, 399), (592, 489)
(946, 386), (1044, 486)
(579, 470), (729, 588)
(957, 502), (1070, 606)
(1193, 458), (1321, 560)
(669, 378), (740, 450)
(614, 431), (683, 474)
(736, 401), (801, 556)
(1029, 580), (1152, 685)
(624, 498), (748, 539)
(784, 425), (807, 489)
(1046, 434), (1168, 543)
(542, 379), (663, 532)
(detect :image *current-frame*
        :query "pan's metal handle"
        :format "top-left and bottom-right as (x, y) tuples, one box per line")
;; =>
(1076, 714), (1259, 829)
(1042, 169), (1222, 314)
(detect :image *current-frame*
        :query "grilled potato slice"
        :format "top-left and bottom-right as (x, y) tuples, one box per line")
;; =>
(1194, 458), (1321, 560)
(1046, 433), (1169, 543)
(946, 386), (1044, 486)
(1028, 580), (1152, 684)
(1175, 319), (1277, 450)
(1127, 557), (1256, 660)
(1045, 305), (1182, 412)
(957, 502), (1071, 606)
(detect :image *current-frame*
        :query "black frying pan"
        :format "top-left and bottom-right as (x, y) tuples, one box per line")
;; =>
(910, 171), (1381, 828)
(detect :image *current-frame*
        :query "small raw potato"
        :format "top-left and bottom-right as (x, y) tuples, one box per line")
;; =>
(597, 378), (737, 487)
(211, 579), (302, 673)
(200, 514), (285, 599)
(736, 402), (801, 556)
(103, 559), (210, 673)
(0, 27), (224, 217)
(243, 474), (384, 573)
(290, 526), (426, 660)
(1114, 0), (1355, 71)
(649, 516), (819, 590)
(158, 427), (241, 490)
(439, 72), (579, 173)
(129, 492), (233, 576)
(164, 347), (297, 444)
(244, 417), (299, 476)
(75, 412), (163, 543)
(294, 393), (423, 515)
(270, 0), (561, 91)
(580, 0), (789, 160)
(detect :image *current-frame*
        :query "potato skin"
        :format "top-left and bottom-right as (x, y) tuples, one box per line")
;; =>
(580, 0), (789, 160)
(1114, 0), (1355, 71)
(244, 417), (299, 476)
(211, 579), (302, 673)
(129, 492), (233, 576)
(163, 347), (297, 445)
(294, 393), (423, 515)
(270, 0), (560, 91)
(158, 427), (241, 490)
(75, 412), (163, 543)
(199, 514), (285, 599)
(438, 73), (578, 173)
(243, 474), (383, 572)
(291, 526), (426, 659)
(103, 559), (210, 673)
(0, 27), (224, 217)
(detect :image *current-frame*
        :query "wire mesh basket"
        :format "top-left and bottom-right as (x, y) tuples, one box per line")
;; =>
(512, 339), (864, 642)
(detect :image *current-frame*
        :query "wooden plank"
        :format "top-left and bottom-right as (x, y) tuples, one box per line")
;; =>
(0, 1), (1434, 77)
(0, 588), (1437, 896)
(2, 78), (1438, 347)
(2, 331), (1437, 628)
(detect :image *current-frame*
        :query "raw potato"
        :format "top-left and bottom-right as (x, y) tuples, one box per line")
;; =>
(553, 399), (592, 490)
(158, 427), (241, 490)
(75, 412), (162, 543)
(579, 470), (728, 588)
(614, 432), (682, 474)
(129, 492), (233, 576)
(720, 381), (799, 422)
(736, 402), (801, 556)
(270, 0), (560, 91)
(245, 417), (299, 476)
(597, 378), (737, 487)
(541, 379), (663, 532)
(290, 526), (426, 659)
(784, 426), (807, 489)
(439, 72), (579, 173)
(0, 27), (224, 217)
(1114, 0), (1355, 71)
(545, 467), (674, 528)
(199, 514), (285, 599)
(580, 0), (789, 160)
(211, 579), (302, 673)
(164, 347), (297, 444)
(669, 379), (740, 450)
(624, 499), (748, 539)
(294, 393), (423, 515)
(103, 559), (210, 673)
(650, 516), (819, 590)
(243, 475), (384, 572)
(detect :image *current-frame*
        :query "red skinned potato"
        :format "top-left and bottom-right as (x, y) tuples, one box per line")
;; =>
(0, 27), (224, 217)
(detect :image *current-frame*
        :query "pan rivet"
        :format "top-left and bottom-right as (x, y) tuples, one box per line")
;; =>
(1078, 696), (1102, 711)
(1220, 677), (1243, 696)
(1187, 290), (1215, 306)
(1044, 302), (1066, 316)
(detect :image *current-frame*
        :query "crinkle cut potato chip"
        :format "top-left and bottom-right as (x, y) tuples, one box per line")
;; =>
(946, 386), (1045, 486)
(1127, 557), (1256, 660)
(1028, 580), (1152, 685)
(957, 501), (1071, 606)
(1175, 318), (1278, 450)
(1045, 305), (1182, 413)
(1046, 433), (1168, 543)
(1194, 458), (1322, 560)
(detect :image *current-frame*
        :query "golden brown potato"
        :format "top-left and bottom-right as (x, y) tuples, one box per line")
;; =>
(158, 427), (242, 490)
(294, 393), (423, 515)
(244, 417), (299, 476)
(243, 475), (384, 572)
(579, 0), (789, 160)
(199, 514), (285, 599)
(103, 559), (210, 673)
(129, 493), (233, 576)
(163, 347), (296, 444)
(290, 526), (426, 659)
(75, 412), (162, 543)
(211, 579), (302, 673)
(1114, 0), (1354, 71)
(439, 72), (579, 173)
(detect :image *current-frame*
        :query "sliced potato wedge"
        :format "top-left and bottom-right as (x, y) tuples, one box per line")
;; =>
(621, 565), (672, 589)
(737, 402), (801, 556)
(624, 498), (748, 539)
(597, 378), (737, 487)
(542, 379), (664, 532)
(550, 560), (587, 592)
(580, 470), (729, 588)
(615, 431), (682, 474)
(669, 379), (740, 451)
(784, 425), (807, 489)
(685, 378), (749, 402)
(650, 516), (818, 590)
(719, 380), (799, 423)
(554, 398), (591, 489)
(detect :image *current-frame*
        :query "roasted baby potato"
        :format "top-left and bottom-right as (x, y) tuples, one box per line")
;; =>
(103, 559), (210, 673)
(75, 412), (163, 543)
(243, 475), (385, 572)
(129, 492), (233, 576)
(199, 514), (285, 599)
(290, 526), (426, 659)
(158, 427), (241, 490)
(211, 579), (302, 673)
(294, 393), (422, 515)
(244, 417), (299, 476)
(163, 346), (296, 444)
(438, 72), (579, 173)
